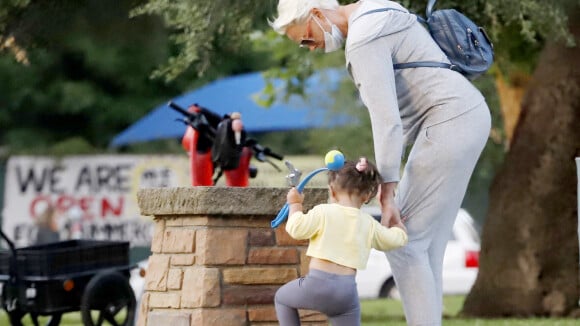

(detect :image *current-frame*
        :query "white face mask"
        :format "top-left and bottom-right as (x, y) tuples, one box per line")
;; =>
(312, 14), (345, 53)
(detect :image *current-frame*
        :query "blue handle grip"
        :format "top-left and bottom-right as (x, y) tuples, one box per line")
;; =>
(271, 167), (328, 228)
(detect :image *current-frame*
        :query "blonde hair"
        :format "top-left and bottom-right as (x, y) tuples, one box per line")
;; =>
(269, 0), (340, 34)
(36, 205), (56, 229)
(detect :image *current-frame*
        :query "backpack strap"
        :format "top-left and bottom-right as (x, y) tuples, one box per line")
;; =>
(354, 6), (456, 73)
(426, 0), (438, 18)
(393, 61), (458, 71)
(351, 7), (407, 24)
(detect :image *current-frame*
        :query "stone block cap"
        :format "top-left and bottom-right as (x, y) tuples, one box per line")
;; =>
(137, 187), (328, 216)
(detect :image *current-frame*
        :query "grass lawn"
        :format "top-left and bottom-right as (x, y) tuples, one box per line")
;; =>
(361, 296), (579, 326)
(1, 296), (578, 325)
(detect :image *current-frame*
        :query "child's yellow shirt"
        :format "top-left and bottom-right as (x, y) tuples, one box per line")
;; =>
(286, 203), (408, 269)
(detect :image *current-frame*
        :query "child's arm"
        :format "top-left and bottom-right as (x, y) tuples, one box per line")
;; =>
(371, 221), (408, 251)
(287, 187), (304, 216)
(285, 188), (321, 240)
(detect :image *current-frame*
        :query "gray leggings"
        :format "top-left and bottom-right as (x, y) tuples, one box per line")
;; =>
(274, 269), (360, 326)
(386, 103), (491, 326)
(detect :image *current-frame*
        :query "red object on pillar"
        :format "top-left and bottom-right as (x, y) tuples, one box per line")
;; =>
(224, 147), (252, 187)
(181, 105), (252, 187)
(181, 106), (214, 186)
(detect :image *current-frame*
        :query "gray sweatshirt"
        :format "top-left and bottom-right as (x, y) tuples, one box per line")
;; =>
(345, 0), (486, 183)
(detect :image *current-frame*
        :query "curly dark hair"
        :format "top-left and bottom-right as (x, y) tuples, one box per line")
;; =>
(327, 158), (382, 200)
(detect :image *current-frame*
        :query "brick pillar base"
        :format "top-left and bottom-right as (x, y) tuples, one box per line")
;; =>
(136, 187), (329, 326)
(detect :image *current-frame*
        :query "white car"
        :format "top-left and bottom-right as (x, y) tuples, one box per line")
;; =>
(356, 207), (480, 299)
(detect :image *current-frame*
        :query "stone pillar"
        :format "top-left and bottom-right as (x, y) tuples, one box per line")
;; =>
(136, 187), (329, 326)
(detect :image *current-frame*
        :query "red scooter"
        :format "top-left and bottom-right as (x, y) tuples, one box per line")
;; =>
(168, 102), (283, 187)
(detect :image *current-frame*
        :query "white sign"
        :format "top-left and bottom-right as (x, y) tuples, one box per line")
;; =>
(1, 154), (326, 248)
(1, 155), (190, 247)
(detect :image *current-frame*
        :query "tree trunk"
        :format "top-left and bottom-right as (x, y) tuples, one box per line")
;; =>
(462, 13), (580, 317)
(494, 71), (530, 147)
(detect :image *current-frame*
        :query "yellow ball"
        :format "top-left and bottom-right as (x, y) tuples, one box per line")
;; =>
(324, 150), (345, 171)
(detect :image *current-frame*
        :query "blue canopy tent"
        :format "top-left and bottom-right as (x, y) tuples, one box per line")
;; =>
(109, 69), (353, 147)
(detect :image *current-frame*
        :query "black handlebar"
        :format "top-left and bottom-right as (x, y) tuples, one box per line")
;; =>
(245, 138), (284, 162)
(168, 101), (216, 138)
(167, 101), (193, 118)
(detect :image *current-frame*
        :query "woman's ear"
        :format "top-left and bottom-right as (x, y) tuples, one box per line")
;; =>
(363, 194), (371, 205)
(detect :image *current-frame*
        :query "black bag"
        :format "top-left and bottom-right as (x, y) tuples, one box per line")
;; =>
(211, 117), (246, 171)
(416, 0), (494, 79)
(358, 0), (494, 79)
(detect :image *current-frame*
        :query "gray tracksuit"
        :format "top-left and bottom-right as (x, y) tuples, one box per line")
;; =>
(346, 1), (490, 325)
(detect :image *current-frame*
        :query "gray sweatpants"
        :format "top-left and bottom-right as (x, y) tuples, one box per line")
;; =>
(274, 269), (360, 326)
(386, 103), (491, 326)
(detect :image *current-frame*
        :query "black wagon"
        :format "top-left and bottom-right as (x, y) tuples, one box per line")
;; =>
(0, 229), (137, 326)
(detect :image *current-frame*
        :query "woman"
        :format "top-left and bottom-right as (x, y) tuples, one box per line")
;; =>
(270, 1), (491, 325)
(35, 204), (60, 245)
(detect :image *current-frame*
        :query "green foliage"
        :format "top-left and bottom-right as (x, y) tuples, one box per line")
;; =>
(0, 0), (190, 154)
(44, 137), (98, 156)
(481, 0), (577, 75)
(240, 0), (578, 112)
(0, 0), (296, 155)
(0, 0), (30, 35)
(129, 0), (578, 82)
(3, 0), (577, 84)
(0, 0), (576, 159)
(130, 0), (277, 81)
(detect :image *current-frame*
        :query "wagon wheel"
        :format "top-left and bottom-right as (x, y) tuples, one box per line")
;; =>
(44, 313), (62, 326)
(80, 271), (136, 326)
(6, 308), (25, 326)
(379, 277), (401, 300)
(29, 312), (62, 326)
(4, 306), (62, 326)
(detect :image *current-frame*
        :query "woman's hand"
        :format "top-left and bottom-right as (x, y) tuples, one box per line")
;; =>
(379, 182), (406, 232)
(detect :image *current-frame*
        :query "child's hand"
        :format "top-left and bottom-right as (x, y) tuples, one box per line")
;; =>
(286, 187), (304, 205)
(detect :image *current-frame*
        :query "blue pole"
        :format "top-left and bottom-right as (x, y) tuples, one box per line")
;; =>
(271, 167), (328, 228)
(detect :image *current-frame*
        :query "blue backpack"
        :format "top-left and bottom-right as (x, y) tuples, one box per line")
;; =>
(360, 0), (494, 80)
